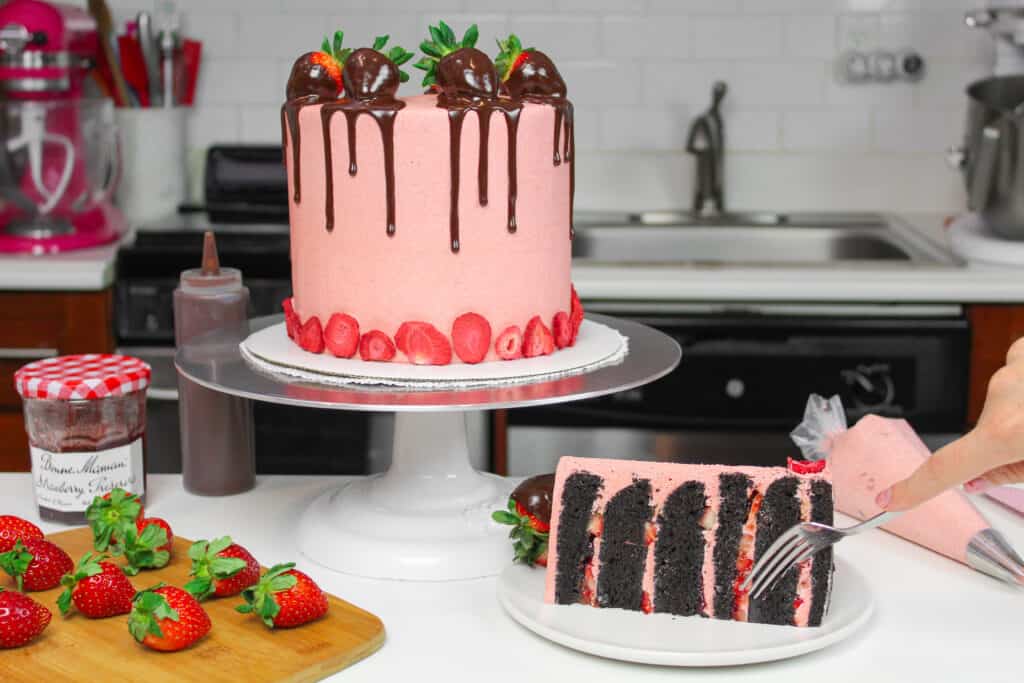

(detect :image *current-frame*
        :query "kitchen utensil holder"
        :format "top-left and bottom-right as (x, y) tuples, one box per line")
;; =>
(115, 106), (186, 226)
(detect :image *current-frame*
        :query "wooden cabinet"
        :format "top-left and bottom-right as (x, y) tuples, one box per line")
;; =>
(0, 290), (115, 471)
(967, 305), (1024, 426)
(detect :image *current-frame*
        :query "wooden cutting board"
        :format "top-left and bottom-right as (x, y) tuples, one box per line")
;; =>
(0, 528), (385, 682)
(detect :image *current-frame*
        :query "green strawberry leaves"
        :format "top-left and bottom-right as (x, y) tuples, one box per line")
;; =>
(236, 562), (298, 629)
(415, 21), (480, 87)
(0, 540), (33, 592)
(57, 552), (108, 616)
(321, 30), (352, 66)
(491, 498), (548, 567)
(128, 587), (179, 643)
(495, 33), (534, 82)
(86, 488), (142, 553)
(115, 523), (169, 576)
(184, 536), (248, 602)
(367, 35), (414, 84)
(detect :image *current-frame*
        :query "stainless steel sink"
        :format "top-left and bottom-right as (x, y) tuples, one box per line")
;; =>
(572, 212), (952, 266)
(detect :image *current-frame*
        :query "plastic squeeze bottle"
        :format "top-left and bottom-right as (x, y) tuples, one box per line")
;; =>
(173, 231), (255, 495)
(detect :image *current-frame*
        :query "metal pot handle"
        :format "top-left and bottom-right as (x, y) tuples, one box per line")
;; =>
(969, 125), (1000, 211)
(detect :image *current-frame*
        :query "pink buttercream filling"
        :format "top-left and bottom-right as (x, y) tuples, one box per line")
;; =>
(793, 479), (814, 627)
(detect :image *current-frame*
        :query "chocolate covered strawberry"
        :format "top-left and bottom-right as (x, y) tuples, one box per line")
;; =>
(414, 22), (498, 100)
(129, 585), (211, 652)
(86, 488), (144, 552)
(0, 538), (72, 592)
(495, 34), (566, 100)
(0, 587), (51, 648)
(0, 515), (43, 554)
(237, 563), (328, 629)
(184, 536), (260, 602)
(285, 30), (350, 101)
(57, 552), (134, 619)
(342, 36), (414, 101)
(492, 473), (555, 567)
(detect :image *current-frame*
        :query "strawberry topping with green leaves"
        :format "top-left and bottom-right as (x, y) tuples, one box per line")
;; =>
(112, 518), (172, 576)
(342, 35), (414, 102)
(236, 563), (328, 629)
(57, 552), (134, 619)
(414, 22), (499, 99)
(86, 488), (144, 553)
(492, 473), (555, 567)
(184, 536), (260, 602)
(0, 538), (72, 592)
(286, 30), (350, 101)
(129, 585), (211, 652)
(495, 33), (566, 100)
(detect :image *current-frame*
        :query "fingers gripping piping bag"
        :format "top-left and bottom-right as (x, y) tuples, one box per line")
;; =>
(791, 395), (1024, 585)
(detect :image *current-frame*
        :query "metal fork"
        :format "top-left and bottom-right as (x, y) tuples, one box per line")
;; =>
(742, 511), (903, 600)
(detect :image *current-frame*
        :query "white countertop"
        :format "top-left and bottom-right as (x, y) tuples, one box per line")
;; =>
(2, 473), (1021, 681)
(573, 213), (1024, 304)
(0, 240), (119, 292)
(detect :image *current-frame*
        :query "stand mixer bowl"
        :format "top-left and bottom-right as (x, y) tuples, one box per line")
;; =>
(0, 97), (124, 253)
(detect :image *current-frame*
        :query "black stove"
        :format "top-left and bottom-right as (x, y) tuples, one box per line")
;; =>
(115, 146), (372, 476)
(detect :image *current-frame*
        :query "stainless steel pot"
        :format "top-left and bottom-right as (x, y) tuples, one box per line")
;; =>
(954, 75), (1024, 240)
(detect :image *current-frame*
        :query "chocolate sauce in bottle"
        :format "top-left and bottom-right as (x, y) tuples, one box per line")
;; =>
(173, 232), (255, 496)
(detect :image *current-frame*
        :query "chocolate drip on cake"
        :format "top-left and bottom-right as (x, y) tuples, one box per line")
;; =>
(712, 473), (753, 620)
(504, 108), (520, 234)
(808, 480), (834, 627)
(320, 101), (404, 235)
(747, 477), (802, 626)
(552, 105), (563, 166)
(477, 108), (491, 206)
(653, 481), (707, 617)
(595, 479), (652, 611)
(281, 97), (317, 203)
(446, 107), (467, 251)
(554, 472), (603, 605)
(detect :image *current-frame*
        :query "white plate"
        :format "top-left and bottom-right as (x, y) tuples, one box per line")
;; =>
(240, 319), (628, 388)
(497, 559), (873, 667)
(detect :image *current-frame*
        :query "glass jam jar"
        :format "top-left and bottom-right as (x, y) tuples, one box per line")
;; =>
(14, 354), (150, 524)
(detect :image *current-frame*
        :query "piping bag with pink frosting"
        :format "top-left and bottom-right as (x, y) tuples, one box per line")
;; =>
(791, 394), (1024, 585)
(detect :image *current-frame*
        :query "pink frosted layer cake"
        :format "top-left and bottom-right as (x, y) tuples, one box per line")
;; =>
(278, 25), (580, 365)
(545, 457), (835, 628)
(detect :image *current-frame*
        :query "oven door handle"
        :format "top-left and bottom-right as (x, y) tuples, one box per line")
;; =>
(147, 386), (179, 402)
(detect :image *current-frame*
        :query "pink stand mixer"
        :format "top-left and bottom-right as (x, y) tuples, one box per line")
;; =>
(0, 0), (124, 254)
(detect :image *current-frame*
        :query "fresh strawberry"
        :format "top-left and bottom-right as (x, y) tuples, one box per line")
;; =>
(787, 457), (827, 475)
(494, 325), (523, 360)
(0, 516), (43, 554)
(86, 488), (144, 552)
(495, 33), (532, 82)
(641, 591), (653, 614)
(129, 585), (211, 652)
(310, 51), (343, 94)
(282, 298), (300, 340)
(237, 563), (328, 629)
(551, 311), (571, 349)
(523, 316), (555, 357)
(359, 330), (396, 362)
(0, 539), (72, 592)
(569, 285), (584, 344)
(57, 552), (133, 619)
(298, 316), (325, 354)
(451, 312), (492, 364)
(644, 521), (657, 546)
(184, 537), (260, 602)
(397, 321), (452, 365)
(324, 313), (360, 358)
(113, 518), (172, 576)
(0, 587), (51, 648)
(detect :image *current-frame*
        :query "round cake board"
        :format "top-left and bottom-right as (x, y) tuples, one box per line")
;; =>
(240, 319), (629, 388)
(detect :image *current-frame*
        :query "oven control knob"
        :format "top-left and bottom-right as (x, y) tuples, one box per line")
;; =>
(725, 378), (745, 399)
(841, 365), (895, 410)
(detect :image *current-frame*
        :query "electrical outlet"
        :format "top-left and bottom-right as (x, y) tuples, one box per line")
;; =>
(835, 49), (925, 83)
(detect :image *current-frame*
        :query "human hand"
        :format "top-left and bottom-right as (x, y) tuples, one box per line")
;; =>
(877, 336), (1024, 511)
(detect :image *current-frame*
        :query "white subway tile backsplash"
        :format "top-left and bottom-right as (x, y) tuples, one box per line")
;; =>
(784, 15), (836, 59)
(559, 61), (641, 106)
(825, 79), (914, 110)
(240, 105), (284, 143)
(647, 0), (738, 13)
(644, 61), (733, 107)
(186, 105), (240, 151)
(726, 111), (781, 151)
(872, 110), (960, 152)
(731, 62), (828, 109)
(603, 15), (690, 58)
(782, 110), (871, 151)
(556, 0), (646, 13)
(181, 15), (238, 59)
(692, 16), (784, 59)
(600, 107), (687, 151)
(508, 16), (602, 61)
(239, 13), (331, 58)
(194, 58), (281, 105)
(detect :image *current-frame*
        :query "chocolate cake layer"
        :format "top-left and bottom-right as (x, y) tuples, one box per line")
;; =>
(653, 481), (707, 617)
(808, 479), (835, 627)
(712, 473), (753, 620)
(595, 479), (652, 611)
(554, 471), (603, 604)
(748, 476), (801, 626)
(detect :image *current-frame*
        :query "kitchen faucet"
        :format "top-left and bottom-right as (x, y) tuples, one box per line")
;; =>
(686, 81), (727, 215)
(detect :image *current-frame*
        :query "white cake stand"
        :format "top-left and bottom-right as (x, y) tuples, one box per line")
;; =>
(176, 313), (680, 581)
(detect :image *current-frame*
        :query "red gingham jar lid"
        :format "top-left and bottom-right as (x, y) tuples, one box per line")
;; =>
(14, 354), (151, 401)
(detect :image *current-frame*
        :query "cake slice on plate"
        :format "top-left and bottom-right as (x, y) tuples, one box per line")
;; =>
(543, 457), (835, 627)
